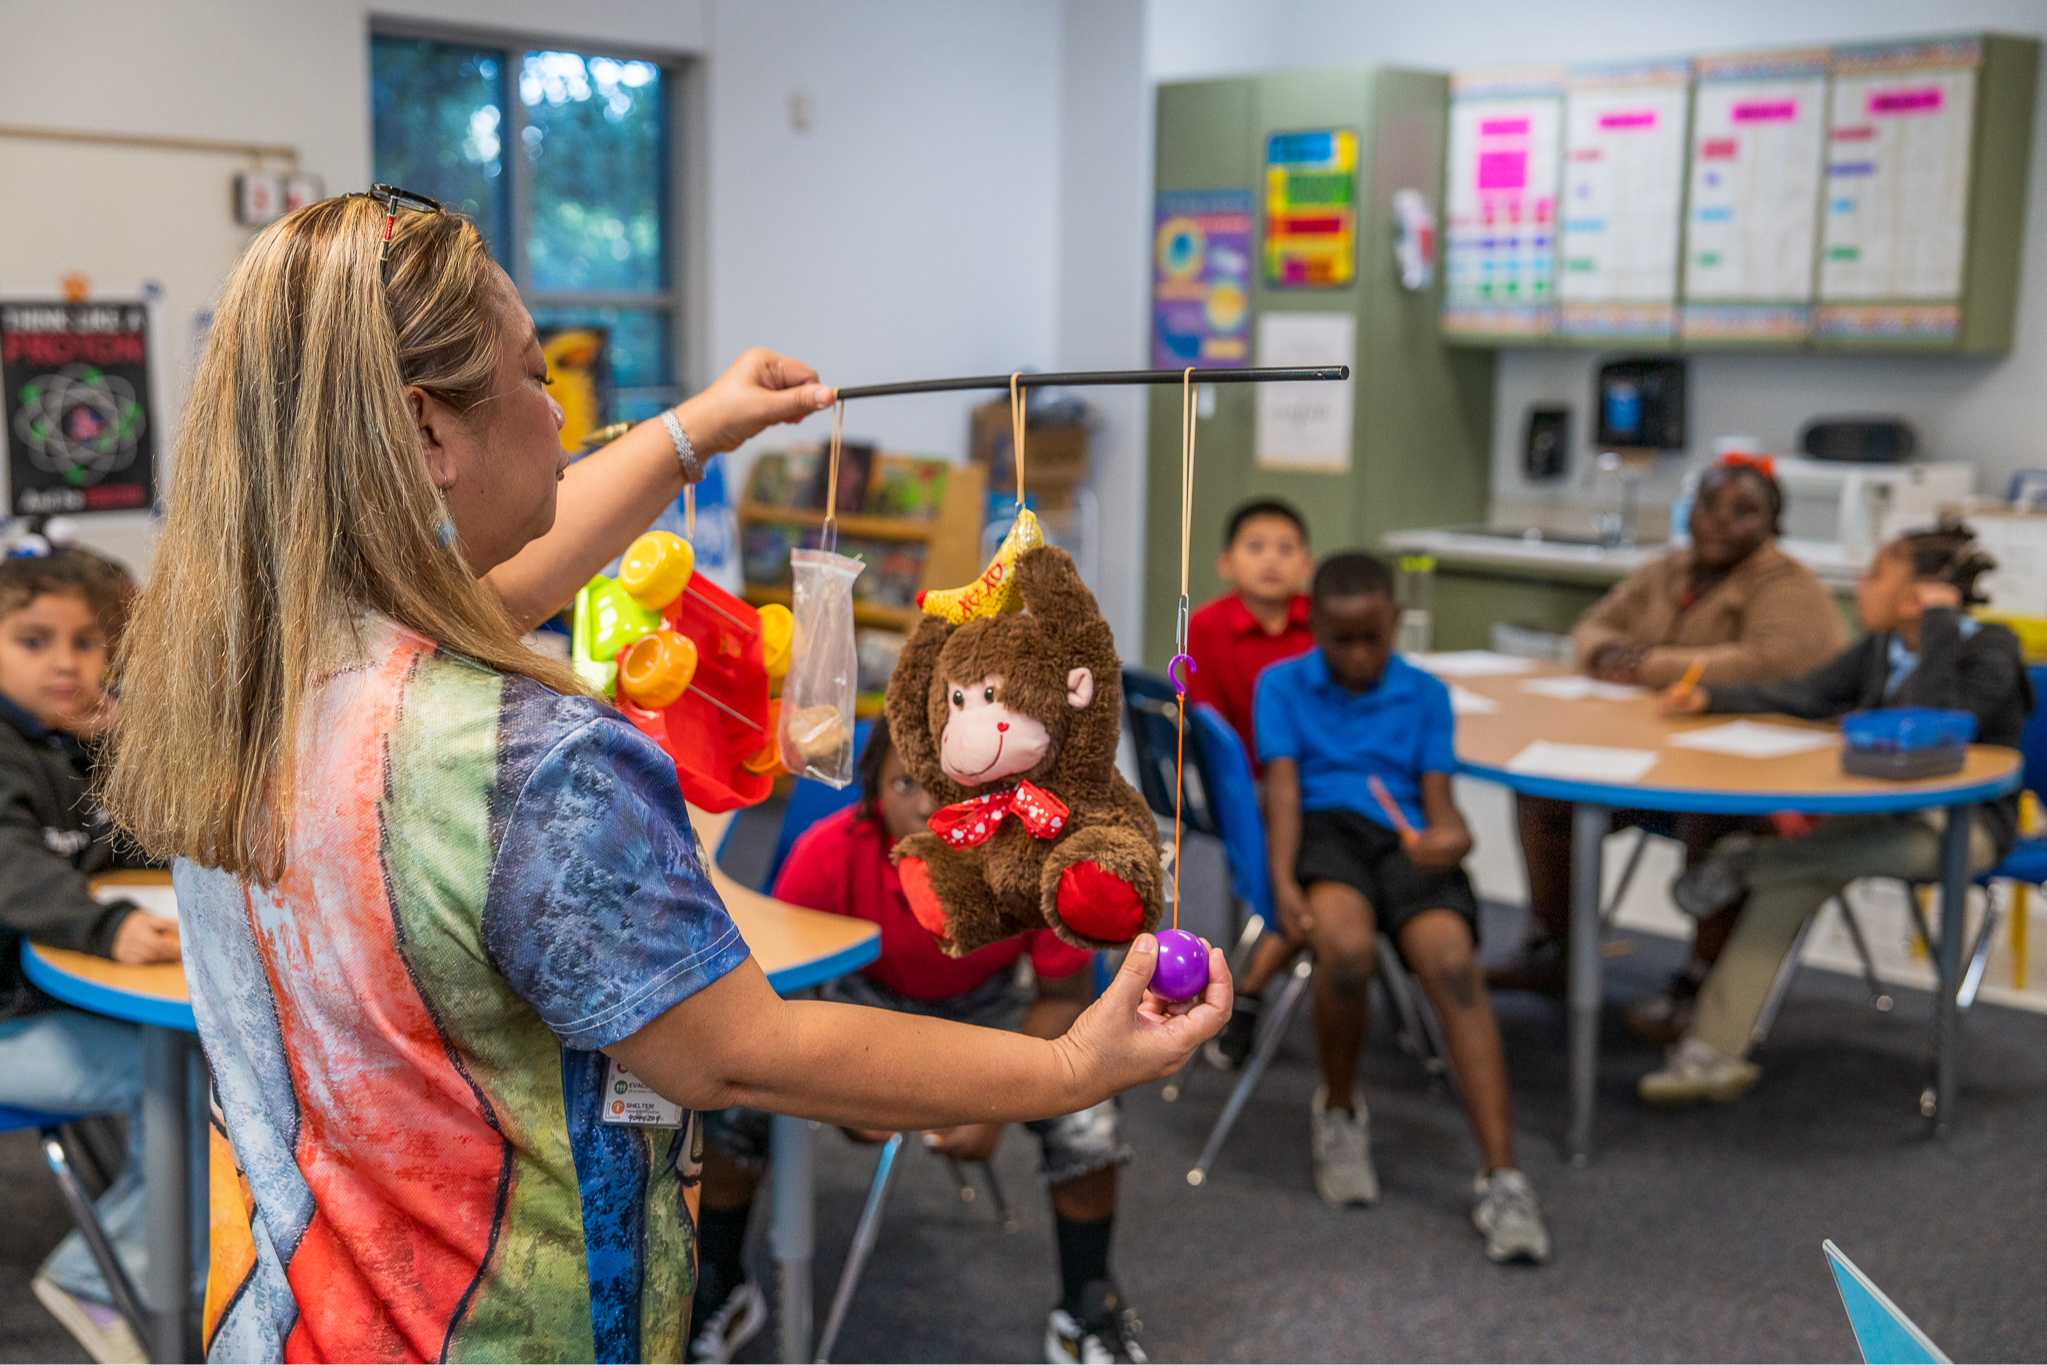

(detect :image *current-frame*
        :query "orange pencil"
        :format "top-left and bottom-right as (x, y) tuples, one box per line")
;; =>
(1672, 657), (1707, 706)
(1367, 775), (1420, 847)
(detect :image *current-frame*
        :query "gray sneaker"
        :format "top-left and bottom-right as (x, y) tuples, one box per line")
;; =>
(1638, 1036), (1762, 1106)
(1472, 1168), (1552, 1264)
(1310, 1084), (1379, 1207)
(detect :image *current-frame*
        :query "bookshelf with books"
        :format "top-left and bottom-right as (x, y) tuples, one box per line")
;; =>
(738, 448), (988, 710)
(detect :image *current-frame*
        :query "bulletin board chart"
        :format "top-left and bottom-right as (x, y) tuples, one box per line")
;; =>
(1681, 49), (1831, 344)
(1557, 60), (1692, 339)
(1813, 38), (1981, 344)
(1441, 65), (1565, 340)
(1264, 129), (1357, 288)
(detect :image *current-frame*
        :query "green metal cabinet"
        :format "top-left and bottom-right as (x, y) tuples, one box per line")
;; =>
(1143, 69), (1495, 668)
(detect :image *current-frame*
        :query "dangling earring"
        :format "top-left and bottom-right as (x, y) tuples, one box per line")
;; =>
(433, 486), (457, 549)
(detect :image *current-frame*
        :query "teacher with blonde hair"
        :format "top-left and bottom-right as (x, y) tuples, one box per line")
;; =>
(105, 190), (1226, 1364)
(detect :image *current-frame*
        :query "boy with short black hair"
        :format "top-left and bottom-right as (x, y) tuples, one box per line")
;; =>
(0, 548), (177, 1362)
(1184, 498), (1315, 763)
(1253, 551), (1549, 1263)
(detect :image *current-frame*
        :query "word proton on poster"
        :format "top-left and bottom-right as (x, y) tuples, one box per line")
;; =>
(1151, 190), (1254, 368)
(2, 301), (156, 515)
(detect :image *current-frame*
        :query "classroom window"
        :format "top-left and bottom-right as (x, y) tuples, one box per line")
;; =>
(371, 34), (677, 422)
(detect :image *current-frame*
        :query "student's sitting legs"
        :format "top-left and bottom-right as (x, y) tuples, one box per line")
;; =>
(0, 1007), (149, 1359)
(1640, 811), (1999, 1104)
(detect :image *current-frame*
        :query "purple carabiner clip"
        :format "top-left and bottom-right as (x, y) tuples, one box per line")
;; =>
(1168, 653), (1197, 696)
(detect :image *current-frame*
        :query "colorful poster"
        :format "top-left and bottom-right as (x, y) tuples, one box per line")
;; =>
(1558, 60), (1691, 338)
(1265, 130), (1356, 288)
(539, 326), (613, 453)
(1682, 49), (1830, 341)
(1, 301), (156, 516)
(1816, 38), (1979, 340)
(1443, 65), (1565, 337)
(1151, 190), (1253, 368)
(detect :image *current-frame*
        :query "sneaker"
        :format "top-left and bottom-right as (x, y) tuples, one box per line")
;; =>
(31, 1273), (145, 1365)
(1671, 848), (1750, 920)
(1045, 1280), (1147, 1363)
(688, 1278), (766, 1364)
(1203, 994), (1261, 1070)
(1309, 1084), (1379, 1207)
(1485, 936), (1566, 995)
(1622, 967), (1704, 1046)
(1638, 1036), (1762, 1107)
(1471, 1168), (1552, 1265)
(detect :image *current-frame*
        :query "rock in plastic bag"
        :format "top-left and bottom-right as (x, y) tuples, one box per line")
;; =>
(779, 548), (863, 786)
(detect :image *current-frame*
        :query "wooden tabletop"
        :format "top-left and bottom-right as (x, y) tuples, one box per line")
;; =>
(1453, 665), (2023, 814)
(27, 823), (879, 1018)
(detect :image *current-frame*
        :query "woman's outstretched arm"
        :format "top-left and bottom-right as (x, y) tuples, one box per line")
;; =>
(606, 934), (1231, 1131)
(484, 348), (834, 630)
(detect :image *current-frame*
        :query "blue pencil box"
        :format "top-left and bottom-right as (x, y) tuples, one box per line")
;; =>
(1839, 707), (1977, 780)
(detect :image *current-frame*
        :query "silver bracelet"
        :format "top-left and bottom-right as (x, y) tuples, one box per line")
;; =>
(660, 411), (701, 483)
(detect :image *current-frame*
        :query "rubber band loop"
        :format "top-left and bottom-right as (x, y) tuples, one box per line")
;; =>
(1009, 373), (1027, 505)
(823, 397), (845, 553)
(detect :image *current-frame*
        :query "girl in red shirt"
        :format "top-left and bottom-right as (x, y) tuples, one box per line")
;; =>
(693, 720), (1147, 1365)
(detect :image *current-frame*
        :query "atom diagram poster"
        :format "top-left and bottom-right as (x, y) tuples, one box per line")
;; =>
(2, 301), (156, 516)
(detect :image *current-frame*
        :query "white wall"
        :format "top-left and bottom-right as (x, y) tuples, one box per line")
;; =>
(1143, 0), (2047, 528)
(0, 0), (1071, 583)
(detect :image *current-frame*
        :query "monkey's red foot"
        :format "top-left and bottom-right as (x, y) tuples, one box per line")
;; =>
(899, 858), (949, 937)
(1056, 862), (1145, 943)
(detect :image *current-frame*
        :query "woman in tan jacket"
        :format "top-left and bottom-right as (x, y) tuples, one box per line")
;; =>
(1493, 459), (1847, 1039)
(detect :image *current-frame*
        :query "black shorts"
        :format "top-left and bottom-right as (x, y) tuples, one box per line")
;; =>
(1295, 807), (1481, 940)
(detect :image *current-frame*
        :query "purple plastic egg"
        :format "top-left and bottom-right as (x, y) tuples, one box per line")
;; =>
(1150, 928), (1210, 1002)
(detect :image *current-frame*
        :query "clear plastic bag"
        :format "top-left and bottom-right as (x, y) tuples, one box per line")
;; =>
(778, 548), (863, 786)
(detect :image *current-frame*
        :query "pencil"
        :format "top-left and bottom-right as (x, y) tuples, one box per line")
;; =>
(1673, 657), (1707, 705)
(1367, 775), (1420, 847)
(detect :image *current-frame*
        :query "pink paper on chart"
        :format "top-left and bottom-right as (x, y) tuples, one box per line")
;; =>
(1733, 99), (1797, 123)
(1479, 117), (1530, 136)
(1598, 110), (1657, 130)
(1477, 151), (1527, 191)
(1869, 87), (1943, 115)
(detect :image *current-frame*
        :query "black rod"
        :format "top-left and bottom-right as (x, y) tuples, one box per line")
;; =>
(834, 364), (1349, 401)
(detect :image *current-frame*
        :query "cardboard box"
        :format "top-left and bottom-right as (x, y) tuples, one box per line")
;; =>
(971, 398), (1090, 497)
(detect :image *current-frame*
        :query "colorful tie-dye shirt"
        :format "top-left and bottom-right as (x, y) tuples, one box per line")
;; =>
(179, 617), (750, 1364)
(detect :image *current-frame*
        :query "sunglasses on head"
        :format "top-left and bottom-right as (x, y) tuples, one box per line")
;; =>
(358, 184), (444, 272)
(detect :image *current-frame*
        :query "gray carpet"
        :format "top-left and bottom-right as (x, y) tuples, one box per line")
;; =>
(7, 824), (2044, 1361)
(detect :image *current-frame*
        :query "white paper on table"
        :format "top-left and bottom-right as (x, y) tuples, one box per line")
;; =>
(1449, 684), (1500, 715)
(1409, 650), (1536, 678)
(1254, 313), (1355, 472)
(1504, 740), (1661, 783)
(92, 882), (178, 922)
(1518, 675), (1647, 701)
(1666, 720), (1838, 759)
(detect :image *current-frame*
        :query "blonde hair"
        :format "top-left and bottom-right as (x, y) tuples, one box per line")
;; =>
(104, 195), (581, 880)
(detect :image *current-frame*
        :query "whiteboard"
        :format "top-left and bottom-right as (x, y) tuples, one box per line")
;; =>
(1442, 87), (1563, 333)
(1684, 60), (1829, 307)
(1819, 42), (1979, 303)
(1558, 62), (1691, 334)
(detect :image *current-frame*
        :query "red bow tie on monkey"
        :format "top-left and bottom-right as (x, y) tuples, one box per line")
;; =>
(927, 781), (1070, 848)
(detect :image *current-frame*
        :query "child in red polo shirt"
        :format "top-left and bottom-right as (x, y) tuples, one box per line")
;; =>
(1184, 499), (1315, 765)
(691, 720), (1145, 1365)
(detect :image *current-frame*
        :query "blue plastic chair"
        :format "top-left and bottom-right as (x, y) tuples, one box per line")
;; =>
(757, 719), (872, 891)
(1963, 662), (2047, 996)
(0, 1104), (148, 1343)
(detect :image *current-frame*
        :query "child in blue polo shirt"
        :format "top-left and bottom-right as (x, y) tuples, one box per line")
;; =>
(1254, 552), (1549, 1264)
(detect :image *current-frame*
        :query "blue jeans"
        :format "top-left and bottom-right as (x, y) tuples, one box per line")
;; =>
(0, 1008), (147, 1304)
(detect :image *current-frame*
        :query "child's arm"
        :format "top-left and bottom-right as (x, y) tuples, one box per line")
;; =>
(1895, 605), (2025, 733)
(607, 933), (1228, 1130)
(1675, 636), (1877, 719)
(1408, 771), (1473, 873)
(1263, 758), (1312, 940)
(0, 756), (172, 962)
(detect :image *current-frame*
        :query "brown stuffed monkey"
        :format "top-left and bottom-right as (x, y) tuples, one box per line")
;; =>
(885, 545), (1164, 955)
